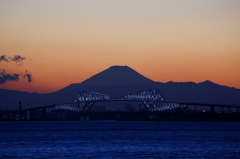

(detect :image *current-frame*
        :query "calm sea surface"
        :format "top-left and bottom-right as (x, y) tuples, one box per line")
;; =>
(0, 121), (240, 158)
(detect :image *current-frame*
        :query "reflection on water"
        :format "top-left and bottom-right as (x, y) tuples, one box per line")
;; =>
(0, 121), (240, 158)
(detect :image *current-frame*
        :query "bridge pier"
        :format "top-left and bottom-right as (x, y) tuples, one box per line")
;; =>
(27, 110), (35, 120)
(178, 106), (187, 114)
(57, 110), (65, 120)
(31, 110), (35, 120)
(27, 110), (30, 120)
(79, 114), (89, 121)
(42, 108), (47, 120)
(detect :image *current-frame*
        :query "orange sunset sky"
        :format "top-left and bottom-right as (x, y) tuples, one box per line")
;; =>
(0, 0), (240, 94)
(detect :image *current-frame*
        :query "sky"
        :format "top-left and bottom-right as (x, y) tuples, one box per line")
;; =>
(0, 0), (240, 94)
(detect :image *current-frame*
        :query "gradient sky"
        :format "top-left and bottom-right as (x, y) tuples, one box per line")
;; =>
(1, 0), (240, 93)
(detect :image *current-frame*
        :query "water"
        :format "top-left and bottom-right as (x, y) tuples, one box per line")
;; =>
(0, 121), (240, 158)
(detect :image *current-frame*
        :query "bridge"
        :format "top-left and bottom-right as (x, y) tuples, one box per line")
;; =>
(1, 89), (239, 120)
(56, 89), (186, 112)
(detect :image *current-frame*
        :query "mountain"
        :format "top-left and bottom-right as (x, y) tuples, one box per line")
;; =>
(58, 65), (154, 92)
(0, 66), (240, 110)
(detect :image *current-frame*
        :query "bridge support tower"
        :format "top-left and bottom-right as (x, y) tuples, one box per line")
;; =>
(42, 108), (47, 120)
(27, 110), (35, 120)
(57, 110), (65, 120)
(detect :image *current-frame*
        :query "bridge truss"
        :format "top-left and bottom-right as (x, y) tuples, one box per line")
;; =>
(56, 91), (110, 111)
(124, 89), (186, 111)
(56, 89), (186, 112)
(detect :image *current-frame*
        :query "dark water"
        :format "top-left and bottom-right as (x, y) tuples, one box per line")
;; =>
(0, 121), (240, 158)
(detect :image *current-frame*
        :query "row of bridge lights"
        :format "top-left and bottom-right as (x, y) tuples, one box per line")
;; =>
(56, 102), (187, 112)
(124, 94), (164, 101)
(74, 91), (110, 102)
(124, 89), (165, 101)
(56, 104), (82, 112)
(144, 102), (186, 111)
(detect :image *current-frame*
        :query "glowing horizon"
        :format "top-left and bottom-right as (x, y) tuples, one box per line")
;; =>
(1, 0), (240, 93)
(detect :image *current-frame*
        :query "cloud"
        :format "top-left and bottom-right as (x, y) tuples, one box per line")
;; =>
(0, 55), (26, 64)
(0, 69), (20, 84)
(0, 55), (9, 62)
(0, 55), (33, 84)
(0, 69), (33, 84)
(10, 55), (26, 63)
(22, 70), (33, 83)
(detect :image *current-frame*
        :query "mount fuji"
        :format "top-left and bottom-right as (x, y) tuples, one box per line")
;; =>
(58, 65), (154, 92)
(0, 65), (240, 110)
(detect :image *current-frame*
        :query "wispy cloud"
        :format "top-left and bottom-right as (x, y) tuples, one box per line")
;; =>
(22, 70), (33, 83)
(0, 69), (33, 84)
(0, 69), (20, 84)
(10, 55), (26, 63)
(0, 55), (9, 62)
(0, 55), (26, 64)
(1, 55), (34, 84)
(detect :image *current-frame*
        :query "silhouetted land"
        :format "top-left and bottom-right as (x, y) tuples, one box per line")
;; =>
(1, 109), (240, 122)
(1, 66), (240, 110)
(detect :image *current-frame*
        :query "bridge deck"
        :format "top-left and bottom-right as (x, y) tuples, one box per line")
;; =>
(1, 99), (239, 115)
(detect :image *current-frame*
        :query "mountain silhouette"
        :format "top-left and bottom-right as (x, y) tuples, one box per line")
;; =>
(0, 65), (240, 110)
(58, 65), (154, 92)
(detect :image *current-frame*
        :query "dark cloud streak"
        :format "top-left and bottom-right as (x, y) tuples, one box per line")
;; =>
(0, 69), (20, 84)
(0, 69), (33, 84)
(10, 55), (26, 63)
(0, 55), (9, 62)
(22, 70), (33, 83)
(1, 55), (33, 84)
(0, 55), (26, 64)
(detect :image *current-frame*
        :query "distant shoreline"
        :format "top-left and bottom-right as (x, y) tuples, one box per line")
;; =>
(1, 111), (240, 122)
